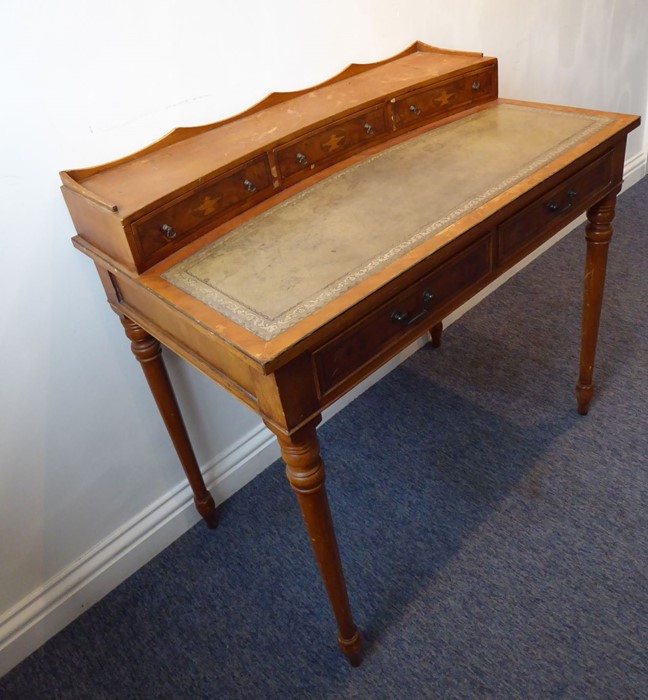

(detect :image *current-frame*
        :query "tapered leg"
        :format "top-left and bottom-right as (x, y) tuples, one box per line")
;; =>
(270, 419), (362, 666)
(121, 316), (218, 528)
(576, 193), (617, 415)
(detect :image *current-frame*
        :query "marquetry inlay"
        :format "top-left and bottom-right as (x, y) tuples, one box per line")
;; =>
(435, 89), (454, 106)
(321, 133), (346, 152)
(192, 195), (221, 218)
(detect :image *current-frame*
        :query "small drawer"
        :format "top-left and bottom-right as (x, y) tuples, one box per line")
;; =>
(314, 235), (492, 397)
(393, 68), (494, 129)
(132, 155), (272, 262)
(498, 150), (614, 264)
(275, 105), (388, 182)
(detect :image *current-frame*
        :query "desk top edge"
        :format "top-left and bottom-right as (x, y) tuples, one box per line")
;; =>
(145, 99), (638, 370)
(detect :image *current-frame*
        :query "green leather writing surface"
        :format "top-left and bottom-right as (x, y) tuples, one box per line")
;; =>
(164, 104), (610, 339)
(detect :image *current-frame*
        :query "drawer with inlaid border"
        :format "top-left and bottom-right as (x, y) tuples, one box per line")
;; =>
(392, 67), (495, 130)
(131, 155), (273, 265)
(275, 105), (388, 183)
(497, 150), (614, 264)
(314, 234), (493, 398)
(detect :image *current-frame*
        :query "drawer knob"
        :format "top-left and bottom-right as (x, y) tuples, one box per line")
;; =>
(472, 81), (481, 90)
(243, 179), (257, 193)
(296, 152), (309, 166)
(547, 189), (577, 214)
(160, 224), (177, 240)
(391, 289), (434, 327)
(364, 123), (375, 135)
(409, 105), (422, 116)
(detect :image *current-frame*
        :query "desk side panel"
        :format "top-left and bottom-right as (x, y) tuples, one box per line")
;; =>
(62, 186), (137, 271)
(108, 274), (261, 411)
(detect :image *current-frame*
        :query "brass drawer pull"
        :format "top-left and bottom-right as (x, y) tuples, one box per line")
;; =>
(243, 179), (257, 193)
(409, 105), (421, 116)
(547, 189), (577, 215)
(160, 224), (177, 240)
(391, 289), (434, 327)
(296, 152), (309, 166)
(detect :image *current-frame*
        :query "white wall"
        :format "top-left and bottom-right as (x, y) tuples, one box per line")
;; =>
(1, 0), (647, 675)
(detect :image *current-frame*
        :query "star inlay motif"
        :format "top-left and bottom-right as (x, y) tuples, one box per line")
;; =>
(321, 132), (346, 152)
(193, 195), (221, 218)
(435, 90), (454, 107)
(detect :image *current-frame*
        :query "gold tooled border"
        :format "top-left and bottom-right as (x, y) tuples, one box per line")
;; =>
(163, 104), (611, 340)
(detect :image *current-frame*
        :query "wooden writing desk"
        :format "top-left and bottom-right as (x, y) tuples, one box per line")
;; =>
(61, 43), (639, 665)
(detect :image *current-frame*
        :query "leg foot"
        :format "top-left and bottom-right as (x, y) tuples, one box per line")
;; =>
(338, 628), (363, 666)
(195, 492), (219, 529)
(575, 383), (592, 416)
(121, 315), (218, 528)
(429, 321), (443, 348)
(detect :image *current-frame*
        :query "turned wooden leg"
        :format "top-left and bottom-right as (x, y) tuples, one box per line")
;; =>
(120, 316), (218, 528)
(576, 193), (617, 415)
(429, 321), (443, 348)
(270, 419), (362, 666)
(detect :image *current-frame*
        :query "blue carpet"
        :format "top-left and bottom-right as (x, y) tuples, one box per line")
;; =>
(2, 176), (647, 698)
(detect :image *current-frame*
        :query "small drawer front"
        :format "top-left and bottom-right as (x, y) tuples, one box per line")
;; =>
(315, 235), (492, 397)
(498, 151), (614, 264)
(393, 68), (494, 129)
(133, 155), (272, 261)
(275, 106), (388, 181)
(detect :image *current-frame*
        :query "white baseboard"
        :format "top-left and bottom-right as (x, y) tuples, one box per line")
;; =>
(622, 151), (647, 188)
(1, 157), (645, 678)
(0, 425), (279, 677)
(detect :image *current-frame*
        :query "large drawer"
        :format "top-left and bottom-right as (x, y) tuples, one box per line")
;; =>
(314, 234), (493, 398)
(392, 67), (495, 129)
(275, 105), (388, 183)
(132, 155), (272, 265)
(498, 150), (614, 264)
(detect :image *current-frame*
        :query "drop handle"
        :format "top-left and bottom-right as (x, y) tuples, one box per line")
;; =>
(391, 290), (434, 327)
(296, 152), (309, 166)
(243, 179), (257, 193)
(363, 123), (375, 135)
(472, 81), (481, 90)
(547, 189), (577, 214)
(409, 105), (421, 116)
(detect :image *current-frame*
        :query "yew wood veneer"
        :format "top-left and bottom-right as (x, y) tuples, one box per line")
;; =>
(61, 43), (640, 665)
